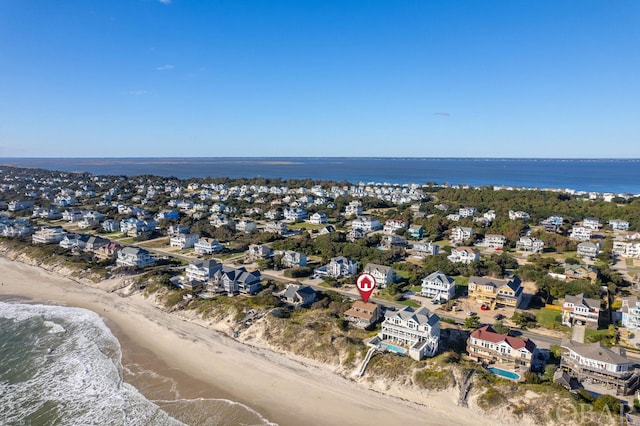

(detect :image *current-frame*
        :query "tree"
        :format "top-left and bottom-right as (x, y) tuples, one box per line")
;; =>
(512, 311), (537, 329)
(492, 320), (509, 334)
(463, 315), (481, 329)
(592, 394), (621, 415)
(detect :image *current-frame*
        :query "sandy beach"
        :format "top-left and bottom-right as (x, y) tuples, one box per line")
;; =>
(0, 256), (497, 426)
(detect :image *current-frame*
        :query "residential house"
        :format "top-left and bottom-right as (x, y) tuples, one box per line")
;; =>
(621, 297), (640, 331)
(283, 207), (307, 222)
(484, 234), (506, 249)
(32, 226), (67, 244)
(557, 339), (639, 395)
(265, 209), (282, 220)
(447, 247), (480, 264)
(508, 210), (530, 221)
(446, 214), (461, 221)
(344, 301), (382, 328)
(561, 293), (601, 329)
(467, 276), (523, 309)
(583, 217), (600, 230)
(459, 207), (476, 218)
(421, 271), (456, 301)
(318, 225), (336, 235)
(347, 228), (367, 242)
(8, 200), (34, 212)
(247, 244), (273, 260)
(167, 224), (190, 236)
(281, 284), (316, 307)
(383, 220), (406, 234)
(516, 237), (544, 253)
(84, 236), (110, 252)
(236, 219), (257, 233)
(344, 200), (362, 216)
(102, 219), (120, 233)
(211, 266), (262, 295)
(62, 210), (84, 222)
(413, 241), (439, 256)
(265, 221), (288, 235)
(408, 225), (424, 239)
(613, 241), (640, 259)
(170, 233), (199, 249)
(94, 242), (121, 260)
(308, 212), (328, 224)
(363, 263), (395, 288)
(570, 226), (592, 241)
(186, 260), (222, 282)
(314, 256), (358, 278)
(380, 234), (407, 249)
(450, 227), (473, 243)
(564, 264), (598, 282)
(116, 246), (155, 267)
(59, 233), (91, 250)
(467, 325), (538, 374)
(155, 210), (180, 221)
(541, 215), (564, 232)
(577, 242), (600, 260)
(379, 306), (440, 360)
(281, 251), (307, 268)
(194, 237), (223, 255)
(351, 216), (382, 232)
(609, 220), (630, 231)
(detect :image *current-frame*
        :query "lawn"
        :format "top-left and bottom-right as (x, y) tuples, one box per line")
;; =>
(287, 222), (327, 230)
(627, 258), (635, 268)
(535, 307), (570, 331)
(398, 299), (420, 308)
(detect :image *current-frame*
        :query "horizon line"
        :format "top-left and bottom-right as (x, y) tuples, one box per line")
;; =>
(1, 156), (639, 161)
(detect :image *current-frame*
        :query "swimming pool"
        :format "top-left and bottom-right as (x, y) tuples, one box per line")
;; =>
(488, 367), (521, 381)
(381, 342), (407, 354)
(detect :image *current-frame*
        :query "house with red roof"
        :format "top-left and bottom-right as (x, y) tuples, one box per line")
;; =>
(467, 325), (538, 374)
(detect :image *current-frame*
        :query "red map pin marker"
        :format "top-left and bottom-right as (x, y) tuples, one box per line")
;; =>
(356, 273), (376, 303)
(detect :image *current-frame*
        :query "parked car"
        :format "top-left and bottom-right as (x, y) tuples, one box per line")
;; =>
(493, 313), (504, 320)
(467, 311), (477, 316)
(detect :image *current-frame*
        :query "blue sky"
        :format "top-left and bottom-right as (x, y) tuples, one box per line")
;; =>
(0, 0), (638, 158)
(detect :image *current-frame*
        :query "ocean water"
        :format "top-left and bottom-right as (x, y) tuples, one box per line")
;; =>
(1, 157), (639, 194)
(0, 302), (275, 426)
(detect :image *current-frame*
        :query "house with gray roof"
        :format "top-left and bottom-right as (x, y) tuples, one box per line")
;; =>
(421, 271), (456, 301)
(363, 263), (395, 288)
(558, 339), (639, 395)
(281, 284), (316, 307)
(561, 293), (602, 329)
(116, 246), (155, 268)
(379, 306), (440, 360)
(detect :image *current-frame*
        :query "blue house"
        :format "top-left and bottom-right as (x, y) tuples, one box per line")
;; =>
(409, 225), (424, 239)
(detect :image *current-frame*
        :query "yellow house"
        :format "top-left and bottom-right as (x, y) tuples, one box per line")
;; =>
(467, 276), (523, 309)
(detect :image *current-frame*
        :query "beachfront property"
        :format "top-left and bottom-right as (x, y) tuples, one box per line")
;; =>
(620, 297), (640, 331)
(583, 217), (600, 230)
(612, 240), (640, 259)
(609, 219), (630, 231)
(515, 236), (544, 253)
(247, 244), (273, 260)
(351, 216), (382, 232)
(564, 264), (598, 282)
(576, 242), (600, 260)
(450, 226), (473, 243)
(467, 325), (538, 374)
(344, 301), (382, 328)
(412, 241), (439, 256)
(186, 259), (222, 282)
(570, 226), (592, 241)
(508, 210), (530, 220)
(280, 283), (316, 307)
(421, 271), (456, 301)
(280, 250), (307, 268)
(483, 234), (506, 249)
(94, 242), (121, 260)
(170, 233), (199, 249)
(59, 233), (90, 250)
(194, 237), (223, 255)
(447, 247), (480, 264)
(362, 263), (395, 288)
(377, 306), (440, 360)
(467, 275), (523, 309)
(32, 226), (67, 244)
(314, 256), (358, 279)
(558, 339), (640, 395)
(116, 246), (155, 268)
(561, 293), (602, 329)
(0, 221), (33, 238)
(211, 266), (262, 295)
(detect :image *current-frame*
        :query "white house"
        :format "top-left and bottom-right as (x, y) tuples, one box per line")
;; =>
(308, 212), (328, 224)
(265, 221), (288, 235)
(32, 226), (67, 244)
(116, 246), (155, 267)
(421, 271), (456, 301)
(170, 233), (199, 249)
(383, 220), (407, 234)
(194, 237), (223, 255)
(450, 227), (473, 243)
(516, 237), (544, 253)
(570, 226), (592, 241)
(344, 201), (362, 216)
(351, 216), (382, 232)
(186, 259), (222, 282)
(467, 325), (538, 373)
(363, 263), (395, 288)
(281, 251), (308, 268)
(583, 217), (600, 230)
(283, 207), (307, 222)
(379, 306), (440, 360)
(413, 241), (439, 256)
(613, 241), (640, 259)
(621, 297), (640, 331)
(508, 210), (530, 220)
(236, 219), (257, 233)
(561, 293), (601, 329)
(576, 242), (600, 260)
(609, 220), (630, 231)
(59, 233), (90, 250)
(459, 207), (476, 218)
(447, 247), (480, 264)
(314, 256), (357, 278)
(484, 234), (506, 249)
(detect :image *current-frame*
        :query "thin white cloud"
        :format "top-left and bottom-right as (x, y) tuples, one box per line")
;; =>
(156, 64), (174, 71)
(125, 90), (149, 96)
(433, 112), (451, 117)
(159, 0), (171, 4)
